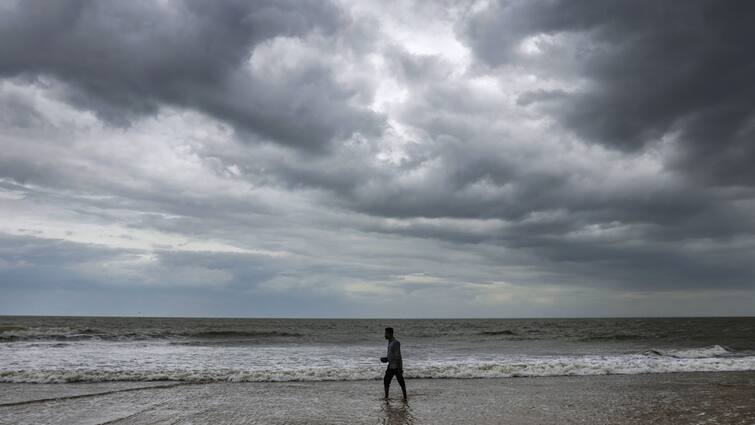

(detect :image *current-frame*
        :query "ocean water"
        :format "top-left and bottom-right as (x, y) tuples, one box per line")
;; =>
(2, 316), (755, 384)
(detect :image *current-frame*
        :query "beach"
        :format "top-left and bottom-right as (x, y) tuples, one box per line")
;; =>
(3, 317), (755, 423)
(2, 372), (755, 424)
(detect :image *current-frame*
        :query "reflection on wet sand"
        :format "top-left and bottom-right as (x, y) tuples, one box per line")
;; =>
(379, 399), (414, 425)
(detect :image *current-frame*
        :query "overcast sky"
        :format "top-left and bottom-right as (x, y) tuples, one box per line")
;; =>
(1, 0), (754, 317)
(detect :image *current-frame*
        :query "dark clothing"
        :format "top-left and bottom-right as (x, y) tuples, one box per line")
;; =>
(384, 367), (405, 388)
(386, 338), (403, 369)
(382, 336), (407, 399)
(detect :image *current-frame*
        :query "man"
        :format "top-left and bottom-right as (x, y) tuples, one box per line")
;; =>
(380, 327), (407, 401)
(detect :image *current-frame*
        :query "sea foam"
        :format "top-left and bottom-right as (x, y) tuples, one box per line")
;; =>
(2, 346), (753, 383)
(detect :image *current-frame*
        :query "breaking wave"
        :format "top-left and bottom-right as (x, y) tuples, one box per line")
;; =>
(2, 346), (753, 384)
(642, 345), (734, 358)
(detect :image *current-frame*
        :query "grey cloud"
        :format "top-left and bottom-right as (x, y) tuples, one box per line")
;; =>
(516, 89), (568, 107)
(2, 1), (755, 316)
(0, 91), (48, 129)
(152, 250), (280, 290)
(195, 57), (747, 236)
(527, 236), (755, 291)
(0, 0), (384, 151)
(0, 234), (274, 291)
(0, 234), (125, 266)
(200, 72), (755, 293)
(384, 48), (454, 84)
(462, 0), (755, 185)
(0, 232), (498, 316)
(0, 234), (130, 290)
(254, 118), (703, 227)
(0, 234), (368, 316)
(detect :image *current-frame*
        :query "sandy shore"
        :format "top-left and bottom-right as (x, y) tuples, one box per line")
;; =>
(1, 372), (754, 424)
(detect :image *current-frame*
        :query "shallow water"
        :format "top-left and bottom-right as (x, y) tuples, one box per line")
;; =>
(2, 373), (755, 424)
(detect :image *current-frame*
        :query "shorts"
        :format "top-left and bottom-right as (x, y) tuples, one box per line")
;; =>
(383, 367), (404, 385)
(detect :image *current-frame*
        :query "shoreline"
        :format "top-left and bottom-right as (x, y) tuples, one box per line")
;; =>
(2, 371), (755, 424)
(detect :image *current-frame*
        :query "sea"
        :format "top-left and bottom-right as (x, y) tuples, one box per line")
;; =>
(2, 316), (755, 384)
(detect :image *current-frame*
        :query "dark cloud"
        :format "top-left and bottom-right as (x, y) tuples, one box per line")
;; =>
(198, 60), (755, 294)
(2, 1), (755, 316)
(0, 0), (384, 150)
(462, 0), (755, 185)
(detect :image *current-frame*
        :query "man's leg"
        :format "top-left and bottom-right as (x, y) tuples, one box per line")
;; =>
(383, 368), (393, 398)
(396, 369), (407, 400)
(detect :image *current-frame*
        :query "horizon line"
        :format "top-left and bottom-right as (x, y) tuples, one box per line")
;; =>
(2, 314), (754, 320)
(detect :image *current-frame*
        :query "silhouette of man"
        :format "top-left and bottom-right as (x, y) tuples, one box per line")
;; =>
(380, 327), (407, 400)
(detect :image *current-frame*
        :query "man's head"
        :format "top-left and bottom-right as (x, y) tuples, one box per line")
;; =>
(384, 327), (394, 340)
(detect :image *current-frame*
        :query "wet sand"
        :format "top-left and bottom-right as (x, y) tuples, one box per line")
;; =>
(1, 372), (754, 424)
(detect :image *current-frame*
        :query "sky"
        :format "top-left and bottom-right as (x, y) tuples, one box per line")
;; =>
(1, 0), (754, 318)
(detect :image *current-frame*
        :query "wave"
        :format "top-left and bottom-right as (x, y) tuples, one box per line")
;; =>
(643, 345), (734, 358)
(2, 347), (754, 384)
(0, 327), (303, 342)
(189, 331), (302, 338)
(0, 328), (105, 342)
(579, 334), (643, 342)
(0, 326), (27, 333)
(478, 330), (517, 336)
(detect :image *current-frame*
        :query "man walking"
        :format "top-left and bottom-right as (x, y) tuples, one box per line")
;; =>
(380, 327), (407, 401)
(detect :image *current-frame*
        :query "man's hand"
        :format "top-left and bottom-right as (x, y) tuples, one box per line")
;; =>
(380, 357), (388, 363)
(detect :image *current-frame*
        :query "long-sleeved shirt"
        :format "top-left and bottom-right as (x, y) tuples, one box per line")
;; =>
(386, 338), (403, 369)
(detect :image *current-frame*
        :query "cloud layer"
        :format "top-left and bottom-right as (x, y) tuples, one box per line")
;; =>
(1, 0), (754, 317)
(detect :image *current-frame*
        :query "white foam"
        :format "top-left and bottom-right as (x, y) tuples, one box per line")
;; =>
(647, 345), (733, 358)
(2, 337), (752, 384)
(2, 351), (755, 383)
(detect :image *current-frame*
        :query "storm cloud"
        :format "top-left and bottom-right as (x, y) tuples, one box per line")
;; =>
(1, 0), (755, 317)
(0, 0), (383, 150)
(463, 0), (755, 185)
